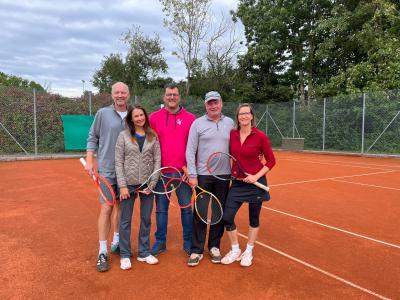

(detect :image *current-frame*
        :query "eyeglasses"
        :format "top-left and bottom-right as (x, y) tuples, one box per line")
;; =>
(238, 112), (252, 116)
(165, 93), (180, 97)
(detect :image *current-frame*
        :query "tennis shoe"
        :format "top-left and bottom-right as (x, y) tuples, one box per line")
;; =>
(239, 251), (253, 267)
(111, 243), (120, 255)
(209, 247), (222, 264)
(97, 253), (108, 272)
(137, 255), (159, 265)
(150, 241), (166, 256)
(120, 257), (132, 270)
(221, 250), (241, 265)
(187, 253), (203, 267)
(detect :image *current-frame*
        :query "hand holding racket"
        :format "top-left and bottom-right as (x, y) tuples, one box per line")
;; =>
(135, 166), (183, 195)
(207, 151), (270, 192)
(80, 158), (116, 206)
(118, 166), (182, 201)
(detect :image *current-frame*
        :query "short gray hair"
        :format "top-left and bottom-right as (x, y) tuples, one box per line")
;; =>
(111, 82), (129, 94)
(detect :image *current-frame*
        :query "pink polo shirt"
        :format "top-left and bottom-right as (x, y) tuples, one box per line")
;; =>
(149, 106), (196, 171)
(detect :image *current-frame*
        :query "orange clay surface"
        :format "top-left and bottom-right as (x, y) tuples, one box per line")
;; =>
(0, 151), (399, 299)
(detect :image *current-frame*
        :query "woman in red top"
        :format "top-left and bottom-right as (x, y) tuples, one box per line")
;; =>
(221, 103), (276, 267)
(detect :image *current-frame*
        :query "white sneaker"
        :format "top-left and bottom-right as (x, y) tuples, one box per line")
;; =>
(120, 257), (132, 270)
(137, 255), (159, 265)
(221, 250), (241, 265)
(239, 251), (253, 267)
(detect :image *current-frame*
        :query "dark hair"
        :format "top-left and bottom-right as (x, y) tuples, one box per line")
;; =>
(235, 103), (256, 130)
(164, 82), (179, 93)
(126, 105), (157, 142)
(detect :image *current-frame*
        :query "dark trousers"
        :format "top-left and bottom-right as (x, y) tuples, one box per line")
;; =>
(120, 186), (154, 259)
(191, 175), (230, 254)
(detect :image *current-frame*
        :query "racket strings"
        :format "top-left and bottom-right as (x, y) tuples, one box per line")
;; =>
(195, 192), (223, 225)
(207, 152), (232, 181)
(160, 175), (183, 194)
(97, 176), (116, 205)
(144, 167), (183, 195)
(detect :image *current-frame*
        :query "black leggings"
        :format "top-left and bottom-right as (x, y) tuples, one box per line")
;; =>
(223, 201), (262, 231)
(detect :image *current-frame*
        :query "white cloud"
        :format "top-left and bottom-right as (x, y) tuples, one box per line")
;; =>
(0, 0), (242, 96)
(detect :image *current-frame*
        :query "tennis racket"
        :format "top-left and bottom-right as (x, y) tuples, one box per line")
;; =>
(206, 151), (270, 192)
(134, 166), (183, 195)
(177, 166), (223, 225)
(80, 158), (117, 206)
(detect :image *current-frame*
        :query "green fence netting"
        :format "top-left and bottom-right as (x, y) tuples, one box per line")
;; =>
(61, 115), (94, 150)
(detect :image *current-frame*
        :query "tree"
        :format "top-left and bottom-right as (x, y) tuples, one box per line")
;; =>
(205, 12), (242, 92)
(315, 0), (400, 95)
(93, 26), (167, 94)
(92, 54), (125, 93)
(234, 0), (333, 103)
(235, 0), (400, 102)
(0, 71), (45, 92)
(123, 26), (168, 94)
(159, 0), (211, 95)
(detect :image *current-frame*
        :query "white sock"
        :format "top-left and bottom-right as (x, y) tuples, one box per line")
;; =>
(112, 232), (119, 245)
(99, 240), (107, 255)
(231, 244), (240, 253)
(245, 244), (254, 253)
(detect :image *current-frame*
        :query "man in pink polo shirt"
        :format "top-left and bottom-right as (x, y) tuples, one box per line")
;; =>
(149, 83), (196, 256)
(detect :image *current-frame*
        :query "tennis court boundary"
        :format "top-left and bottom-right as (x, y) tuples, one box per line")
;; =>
(271, 170), (396, 187)
(261, 207), (400, 250)
(238, 232), (391, 300)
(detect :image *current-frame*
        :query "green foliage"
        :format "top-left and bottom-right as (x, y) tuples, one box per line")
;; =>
(315, 0), (400, 96)
(0, 71), (45, 92)
(159, 0), (211, 95)
(235, 0), (400, 101)
(93, 26), (167, 94)
(0, 86), (113, 154)
(1, 86), (398, 155)
(92, 54), (125, 93)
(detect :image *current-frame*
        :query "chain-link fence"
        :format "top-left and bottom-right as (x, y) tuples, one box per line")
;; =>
(1, 85), (399, 155)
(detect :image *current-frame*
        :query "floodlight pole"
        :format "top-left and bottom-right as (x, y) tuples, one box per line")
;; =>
(81, 80), (85, 95)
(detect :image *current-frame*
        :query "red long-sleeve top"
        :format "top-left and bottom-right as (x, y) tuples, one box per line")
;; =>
(230, 127), (276, 177)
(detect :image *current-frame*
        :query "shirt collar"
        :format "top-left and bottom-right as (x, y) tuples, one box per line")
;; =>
(205, 113), (225, 121)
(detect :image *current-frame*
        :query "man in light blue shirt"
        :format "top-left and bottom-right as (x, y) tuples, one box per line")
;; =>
(186, 91), (234, 266)
(85, 82), (129, 272)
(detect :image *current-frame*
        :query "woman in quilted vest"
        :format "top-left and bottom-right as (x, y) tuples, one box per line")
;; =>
(115, 105), (161, 270)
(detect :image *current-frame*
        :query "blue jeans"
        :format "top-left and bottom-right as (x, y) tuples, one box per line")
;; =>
(154, 172), (192, 248)
(120, 185), (154, 258)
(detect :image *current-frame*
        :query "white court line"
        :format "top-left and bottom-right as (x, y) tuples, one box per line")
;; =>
(271, 170), (396, 187)
(332, 179), (400, 191)
(280, 157), (400, 170)
(262, 207), (400, 250)
(237, 232), (391, 300)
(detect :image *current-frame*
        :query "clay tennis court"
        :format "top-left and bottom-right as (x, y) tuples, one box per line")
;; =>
(1, 151), (399, 299)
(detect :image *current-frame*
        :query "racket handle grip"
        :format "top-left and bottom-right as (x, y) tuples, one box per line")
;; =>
(253, 181), (270, 192)
(79, 158), (87, 166)
(80, 158), (97, 181)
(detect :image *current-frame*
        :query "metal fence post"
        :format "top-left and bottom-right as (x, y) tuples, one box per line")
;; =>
(266, 104), (269, 135)
(323, 98), (326, 151)
(89, 92), (92, 116)
(361, 93), (366, 154)
(33, 88), (38, 155)
(292, 99), (296, 138)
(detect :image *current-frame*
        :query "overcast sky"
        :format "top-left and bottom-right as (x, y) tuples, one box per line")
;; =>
(0, 0), (243, 96)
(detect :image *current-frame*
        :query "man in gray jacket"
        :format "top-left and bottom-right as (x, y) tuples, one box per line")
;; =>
(85, 82), (129, 272)
(186, 91), (234, 266)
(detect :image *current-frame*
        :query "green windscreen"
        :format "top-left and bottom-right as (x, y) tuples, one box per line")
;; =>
(61, 115), (94, 150)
